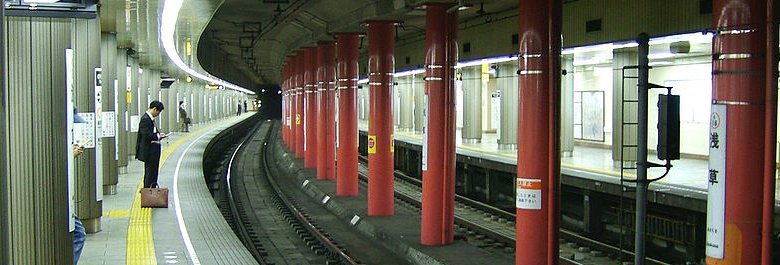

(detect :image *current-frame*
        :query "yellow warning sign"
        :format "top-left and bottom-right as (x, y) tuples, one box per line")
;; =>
(368, 135), (377, 154)
(390, 133), (394, 153)
(296, 114), (301, 125)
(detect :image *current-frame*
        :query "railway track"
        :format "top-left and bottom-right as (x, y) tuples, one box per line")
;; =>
(206, 119), (671, 264)
(209, 120), (362, 264)
(357, 155), (669, 265)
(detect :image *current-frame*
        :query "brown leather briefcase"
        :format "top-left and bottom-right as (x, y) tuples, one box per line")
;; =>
(140, 185), (169, 208)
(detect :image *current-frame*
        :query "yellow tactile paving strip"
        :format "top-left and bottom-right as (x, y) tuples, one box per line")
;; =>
(125, 124), (221, 265)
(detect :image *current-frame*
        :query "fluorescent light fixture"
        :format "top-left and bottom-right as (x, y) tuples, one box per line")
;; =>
(357, 78), (368, 85)
(649, 61), (674, 66)
(455, 55), (517, 69)
(649, 31), (713, 45)
(395, 69), (425, 77)
(562, 42), (638, 55)
(648, 52), (675, 59)
(161, 0), (255, 95)
(25, 0), (59, 3)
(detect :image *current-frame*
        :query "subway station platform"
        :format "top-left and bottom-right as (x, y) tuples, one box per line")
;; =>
(359, 121), (780, 207)
(79, 115), (257, 265)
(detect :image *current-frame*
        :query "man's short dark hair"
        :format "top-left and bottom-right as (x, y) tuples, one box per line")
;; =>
(179, 100), (184, 106)
(149, 100), (165, 111)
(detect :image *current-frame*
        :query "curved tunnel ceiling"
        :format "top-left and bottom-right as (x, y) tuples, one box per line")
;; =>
(200, 0), (520, 85)
(102, 0), (520, 93)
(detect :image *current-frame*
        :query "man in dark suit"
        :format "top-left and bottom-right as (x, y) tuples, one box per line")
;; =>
(136, 100), (168, 188)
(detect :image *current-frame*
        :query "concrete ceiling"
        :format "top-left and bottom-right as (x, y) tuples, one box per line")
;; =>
(101, 0), (522, 92)
(201, 0), (520, 85)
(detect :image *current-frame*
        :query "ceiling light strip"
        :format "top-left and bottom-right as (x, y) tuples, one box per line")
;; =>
(161, 0), (255, 95)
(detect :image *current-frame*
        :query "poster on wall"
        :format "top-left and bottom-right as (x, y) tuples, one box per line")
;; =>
(130, 115), (140, 132)
(75, 113), (96, 148)
(581, 91), (605, 142)
(102, 111), (116, 137)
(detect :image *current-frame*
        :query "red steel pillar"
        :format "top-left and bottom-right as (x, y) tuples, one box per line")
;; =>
(317, 41), (337, 180)
(304, 47), (318, 168)
(336, 33), (360, 196)
(290, 55), (298, 152)
(516, 0), (561, 264)
(420, 3), (458, 246)
(762, 1), (778, 264)
(295, 52), (305, 157)
(707, 0), (775, 264)
(282, 62), (287, 146)
(366, 21), (397, 216)
(284, 63), (291, 147)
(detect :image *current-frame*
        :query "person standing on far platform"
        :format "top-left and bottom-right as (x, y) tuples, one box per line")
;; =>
(237, 101), (242, 116)
(136, 100), (168, 188)
(179, 100), (190, 132)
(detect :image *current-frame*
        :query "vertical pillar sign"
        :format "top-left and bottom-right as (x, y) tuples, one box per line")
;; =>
(125, 66), (132, 104)
(94, 68), (103, 202)
(66, 49), (76, 231)
(421, 95), (428, 170)
(706, 104), (727, 258)
(113, 79), (119, 160)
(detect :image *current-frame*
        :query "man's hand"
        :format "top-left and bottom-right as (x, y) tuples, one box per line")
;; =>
(73, 144), (84, 158)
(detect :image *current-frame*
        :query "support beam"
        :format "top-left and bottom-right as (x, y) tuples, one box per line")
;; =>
(295, 52), (305, 157)
(366, 20), (397, 216)
(515, 0), (561, 264)
(304, 47), (318, 168)
(316, 41), (336, 180)
(421, 3), (458, 246)
(336, 33), (360, 196)
(706, 0), (775, 264)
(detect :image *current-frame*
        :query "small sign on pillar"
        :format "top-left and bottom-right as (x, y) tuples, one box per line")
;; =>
(516, 178), (542, 210)
(368, 135), (377, 154)
(705, 104), (726, 259)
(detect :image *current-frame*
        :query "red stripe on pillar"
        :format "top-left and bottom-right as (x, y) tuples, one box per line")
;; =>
(367, 21), (397, 216)
(516, 0), (561, 264)
(336, 33), (360, 197)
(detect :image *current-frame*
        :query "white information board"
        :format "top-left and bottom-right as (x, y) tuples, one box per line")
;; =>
(130, 115), (140, 132)
(102, 111), (116, 137)
(705, 104), (727, 259)
(76, 113), (96, 148)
